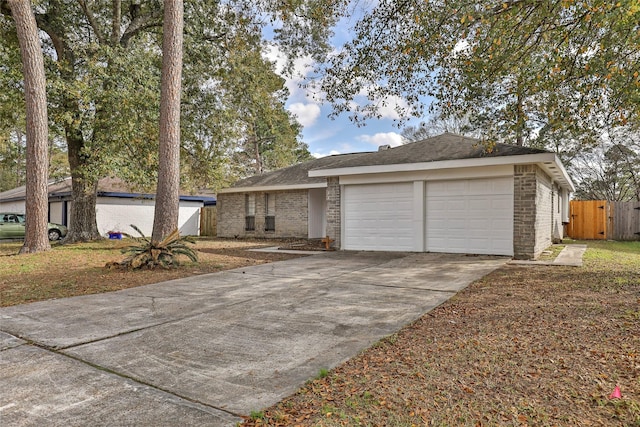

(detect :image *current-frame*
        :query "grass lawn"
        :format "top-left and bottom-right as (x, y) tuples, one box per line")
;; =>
(241, 240), (640, 426)
(0, 237), (306, 307)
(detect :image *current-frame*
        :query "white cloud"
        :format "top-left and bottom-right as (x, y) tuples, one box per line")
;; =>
(264, 45), (320, 102)
(377, 95), (410, 120)
(453, 39), (471, 55)
(288, 103), (321, 127)
(352, 86), (410, 120)
(357, 132), (404, 147)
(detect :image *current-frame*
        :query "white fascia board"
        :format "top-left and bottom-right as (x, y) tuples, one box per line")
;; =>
(542, 154), (576, 192)
(218, 182), (326, 194)
(339, 165), (513, 186)
(309, 153), (575, 191)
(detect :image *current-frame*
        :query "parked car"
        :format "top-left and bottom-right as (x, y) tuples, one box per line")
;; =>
(0, 213), (68, 241)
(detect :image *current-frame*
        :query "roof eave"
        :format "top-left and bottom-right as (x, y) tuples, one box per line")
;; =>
(308, 153), (575, 191)
(218, 182), (327, 194)
(540, 154), (576, 192)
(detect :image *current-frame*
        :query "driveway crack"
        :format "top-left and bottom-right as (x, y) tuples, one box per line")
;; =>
(20, 340), (244, 420)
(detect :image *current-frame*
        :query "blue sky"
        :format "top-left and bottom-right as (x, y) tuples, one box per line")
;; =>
(264, 16), (427, 158)
(273, 51), (425, 158)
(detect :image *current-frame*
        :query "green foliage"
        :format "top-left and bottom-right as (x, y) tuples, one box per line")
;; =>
(119, 225), (198, 270)
(180, 23), (311, 189)
(322, 0), (640, 148)
(571, 126), (640, 201)
(1, 1), (341, 199)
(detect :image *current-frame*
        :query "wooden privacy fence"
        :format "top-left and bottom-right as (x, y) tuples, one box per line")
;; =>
(610, 201), (640, 240)
(199, 206), (217, 236)
(566, 200), (640, 240)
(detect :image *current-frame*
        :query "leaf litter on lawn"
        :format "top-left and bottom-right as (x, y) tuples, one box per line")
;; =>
(241, 243), (640, 426)
(0, 238), (307, 307)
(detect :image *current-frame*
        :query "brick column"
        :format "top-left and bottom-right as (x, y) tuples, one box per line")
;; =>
(326, 177), (341, 249)
(513, 165), (537, 259)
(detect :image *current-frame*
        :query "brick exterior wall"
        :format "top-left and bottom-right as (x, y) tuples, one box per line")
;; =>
(216, 193), (245, 237)
(551, 182), (564, 242)
(216, 190), (308, 238)
(513, 165), (557, 259)
(513, 165), (537, 259)
(534, 169), (553, 256)
(326, 177), (341, 249)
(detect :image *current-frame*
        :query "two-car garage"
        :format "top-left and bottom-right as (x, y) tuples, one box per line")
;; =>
(342, 177), (514, 256)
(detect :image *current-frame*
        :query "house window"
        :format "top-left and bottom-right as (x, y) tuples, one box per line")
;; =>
(245, 194), (255, 231)
(265, 193), (275, 231)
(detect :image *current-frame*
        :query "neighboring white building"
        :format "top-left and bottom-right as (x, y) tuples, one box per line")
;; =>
(0, 177), (216, 237)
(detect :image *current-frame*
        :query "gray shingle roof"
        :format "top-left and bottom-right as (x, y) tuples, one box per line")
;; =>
(311, 133), (548, 171)
(228, 152), (373, 188)
(225, 133), (552, 190)
(0, 177), (147, 201)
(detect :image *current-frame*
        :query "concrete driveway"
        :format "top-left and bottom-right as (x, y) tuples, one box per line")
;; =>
(0, 251), (506, 426)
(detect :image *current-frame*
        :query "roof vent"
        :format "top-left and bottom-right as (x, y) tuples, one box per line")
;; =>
(378, 144), (391, 151)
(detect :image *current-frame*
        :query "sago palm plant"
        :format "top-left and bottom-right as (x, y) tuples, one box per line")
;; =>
(117, 225), (198, 269)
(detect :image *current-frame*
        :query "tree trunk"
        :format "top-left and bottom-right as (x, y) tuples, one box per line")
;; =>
(65, 129), (100, 241)
(151, 0), (183, 242)
(515, 78), (525, 147)
(9, 0), (51, 254)
(253, 135), (263, 174)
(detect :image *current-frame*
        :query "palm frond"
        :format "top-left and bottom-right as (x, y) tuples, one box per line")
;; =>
(112, 225), (198, 270)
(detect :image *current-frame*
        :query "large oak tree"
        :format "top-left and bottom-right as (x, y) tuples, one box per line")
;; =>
(322, 0), (640, 148)
(1, 1), (344, 240)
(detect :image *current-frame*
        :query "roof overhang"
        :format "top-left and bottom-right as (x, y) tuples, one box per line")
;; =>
(309, 153), (575, 192)
(1, 190), (216, 204)
(218, 182), (327, 194)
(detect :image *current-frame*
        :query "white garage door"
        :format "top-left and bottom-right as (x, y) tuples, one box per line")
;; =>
(344, 182), (414, 251)
(426, 177), (513, 256)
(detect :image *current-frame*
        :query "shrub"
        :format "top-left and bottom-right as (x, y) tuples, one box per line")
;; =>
(115, 225), (198, 270)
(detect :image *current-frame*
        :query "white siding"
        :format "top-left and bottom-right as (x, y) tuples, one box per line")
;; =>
(96, 197), (202, 237)
(0, 200), (25, 213)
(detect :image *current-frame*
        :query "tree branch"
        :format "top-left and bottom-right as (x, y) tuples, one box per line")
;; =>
(111, 0), (121, 46)
(120, 6), (162, 47)
(33, 13), (73, 65)
(77, 0), (105, 44)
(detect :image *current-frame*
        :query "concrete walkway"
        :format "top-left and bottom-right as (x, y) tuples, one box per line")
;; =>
(509, 244), (588, 267)
(0, 252), (507, 426)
